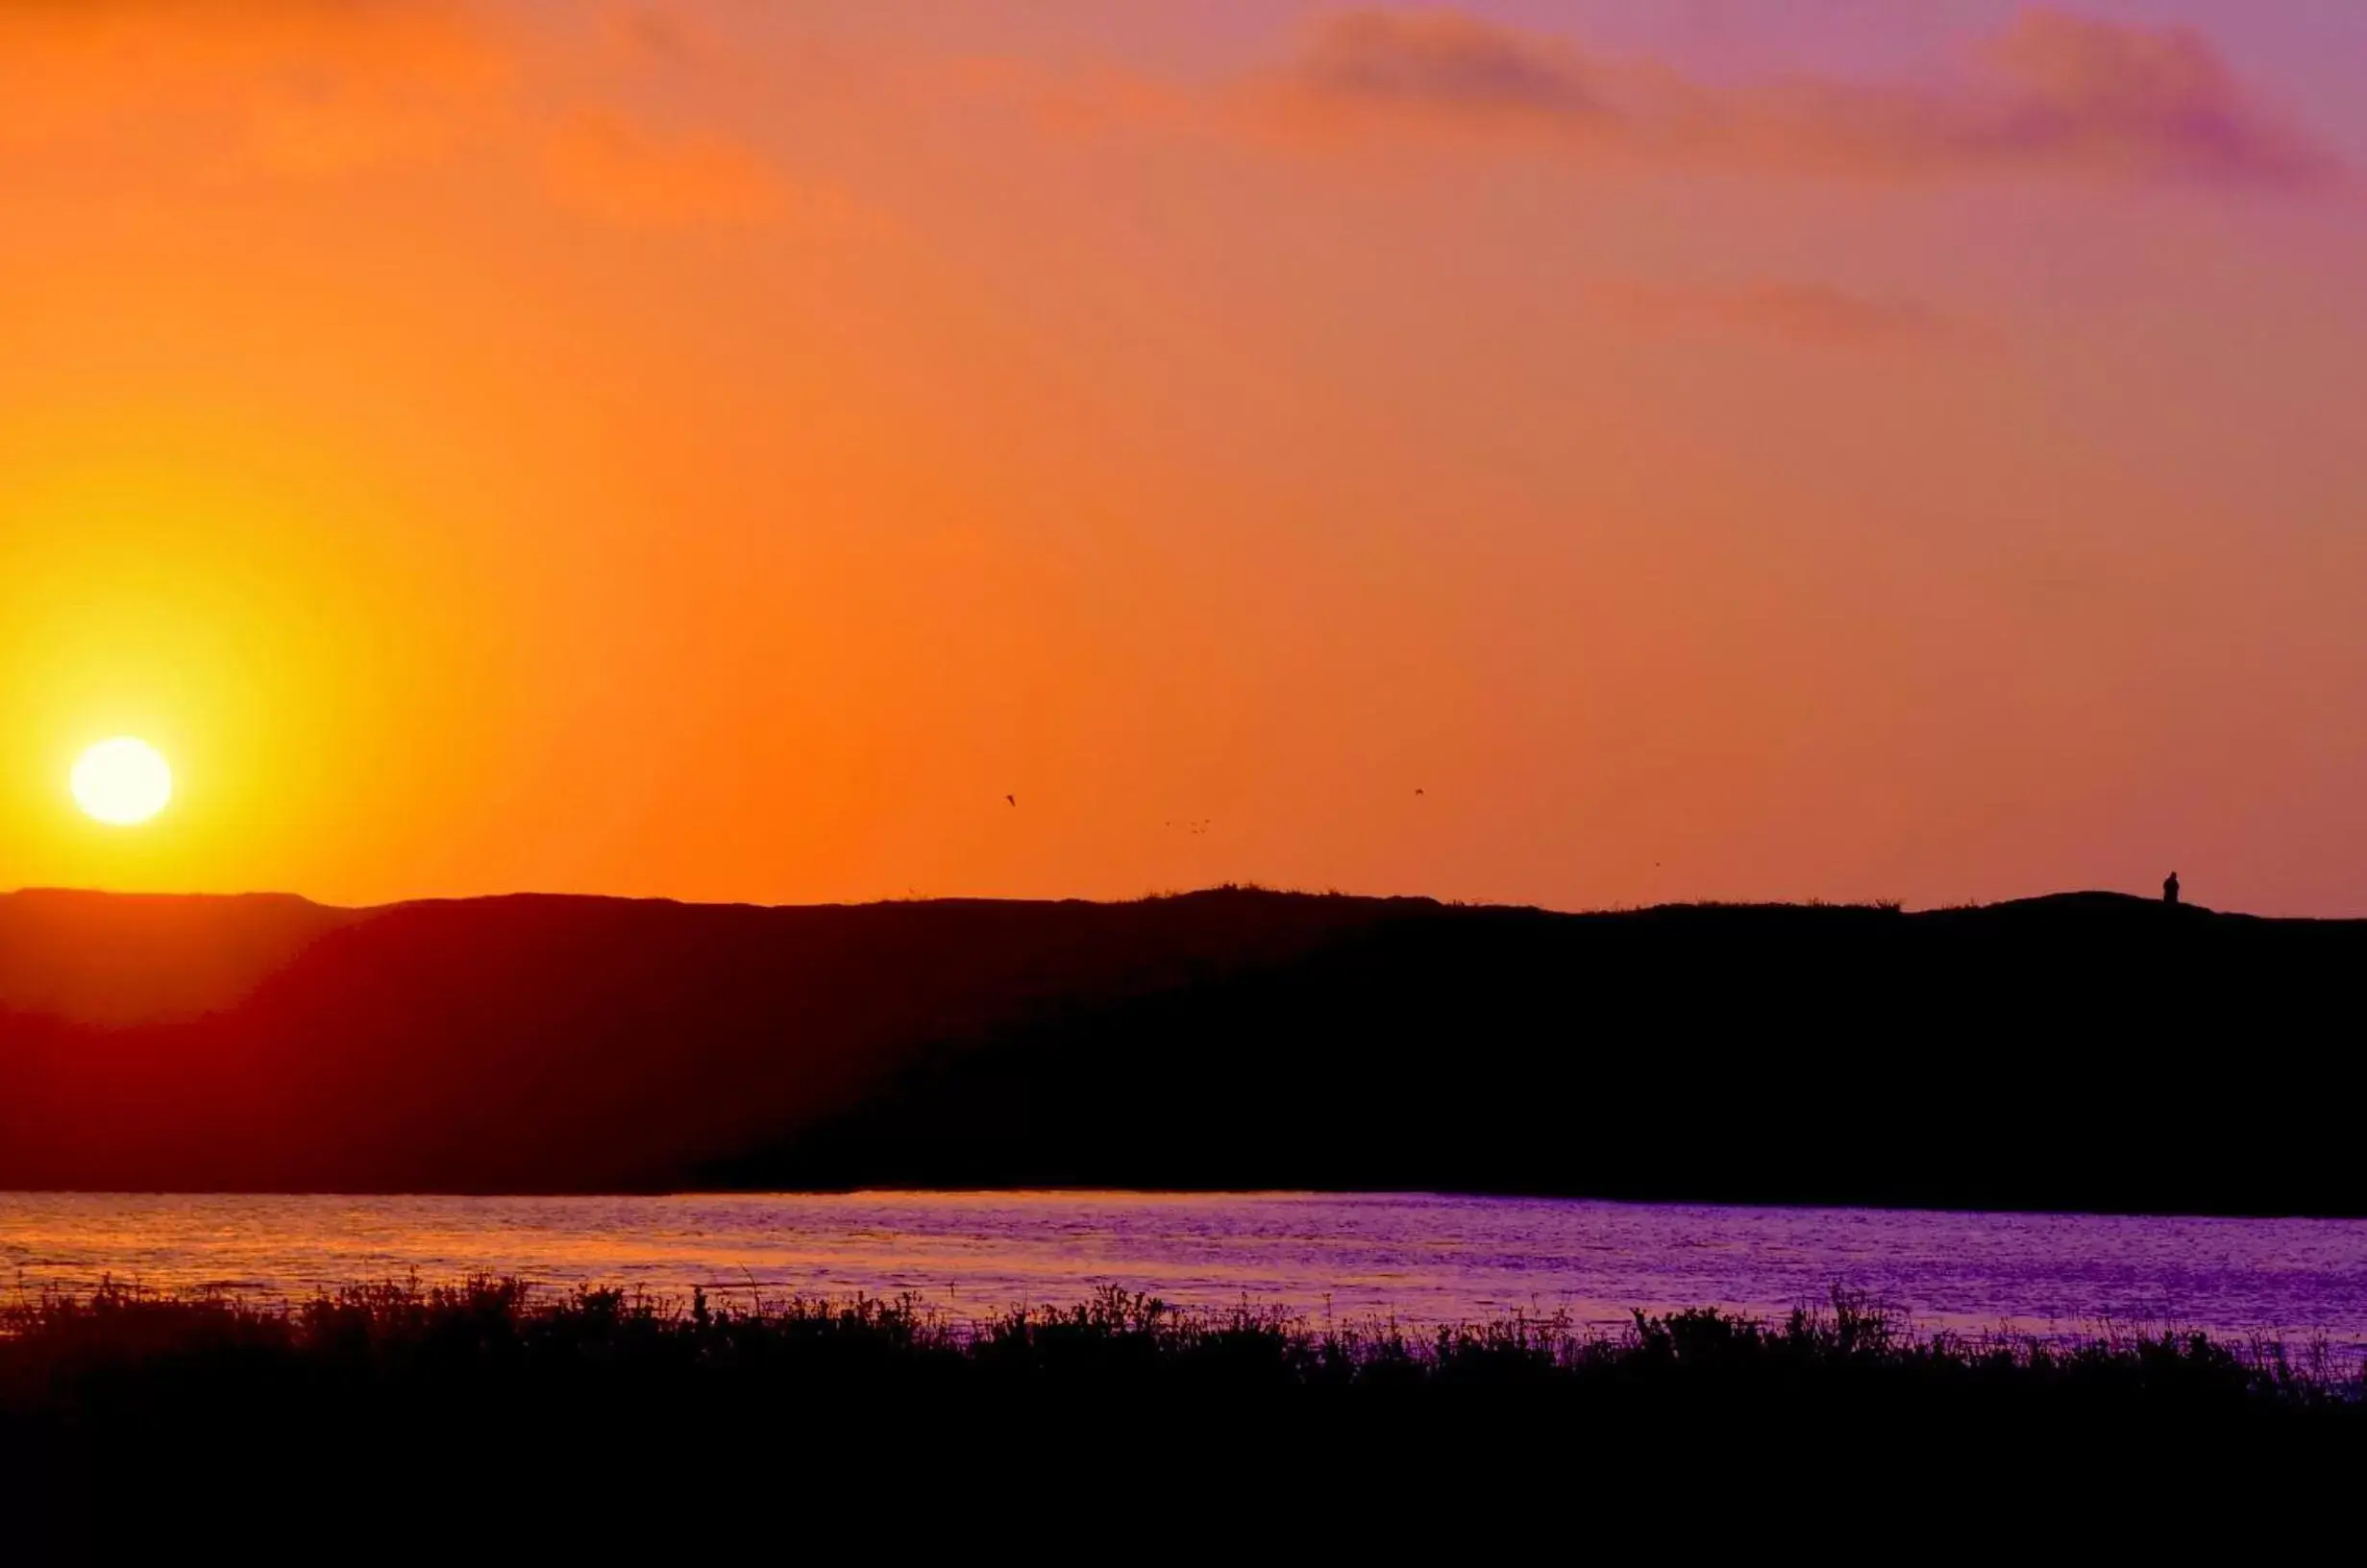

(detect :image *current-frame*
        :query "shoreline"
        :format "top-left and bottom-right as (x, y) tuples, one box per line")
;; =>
(10, 1189), (2365, 1359)
(13, 1182), (2367, 1222)
(10, 1274), (2362, 1388)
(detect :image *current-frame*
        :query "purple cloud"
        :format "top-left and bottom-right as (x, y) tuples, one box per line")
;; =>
(1269, 7), (2338, 189)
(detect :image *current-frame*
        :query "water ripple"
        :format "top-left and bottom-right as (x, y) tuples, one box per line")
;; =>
(1, 1190), (2360, 1349)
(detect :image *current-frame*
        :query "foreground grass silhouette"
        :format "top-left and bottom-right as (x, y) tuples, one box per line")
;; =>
(7, 1277), (2363, 1545)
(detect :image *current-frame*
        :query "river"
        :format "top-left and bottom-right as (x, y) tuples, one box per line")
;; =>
(5, 1190), (2363, 1352)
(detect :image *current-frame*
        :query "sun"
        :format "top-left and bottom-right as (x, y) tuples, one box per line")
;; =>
(71, 737), (174, 826)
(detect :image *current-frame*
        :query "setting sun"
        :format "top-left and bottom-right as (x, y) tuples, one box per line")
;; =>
(71, 737), (174, 827)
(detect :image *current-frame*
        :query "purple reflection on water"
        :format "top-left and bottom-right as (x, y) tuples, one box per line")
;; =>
(4, 1190), (2363, 1350)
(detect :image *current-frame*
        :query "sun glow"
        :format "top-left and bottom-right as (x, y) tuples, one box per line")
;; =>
(71, 738), (174, 826)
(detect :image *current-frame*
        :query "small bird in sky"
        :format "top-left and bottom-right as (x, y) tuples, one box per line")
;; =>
(1415, 788), (1424, 796)
(1005, 794), (1016, 807)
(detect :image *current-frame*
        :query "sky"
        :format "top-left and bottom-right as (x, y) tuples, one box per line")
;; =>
(2, 1), (2363, 915)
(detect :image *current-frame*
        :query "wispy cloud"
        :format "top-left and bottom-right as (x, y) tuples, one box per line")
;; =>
(543, 112), (783, 227)
(595, 3), (710, 66)
(0, 1), (810, 229)
(1599, 282), (1972, 353)
(1290, 10), (1601, 123)
(0, 0), (508, 173)
(1254, 7), (2338, 189)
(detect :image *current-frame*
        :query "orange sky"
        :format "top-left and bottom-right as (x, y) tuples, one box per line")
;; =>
(4, 2), (2364, 914)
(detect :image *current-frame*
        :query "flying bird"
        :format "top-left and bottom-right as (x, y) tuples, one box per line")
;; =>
(1005, 794), (1016, 807)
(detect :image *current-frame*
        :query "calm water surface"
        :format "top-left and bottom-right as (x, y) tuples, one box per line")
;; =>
(4, 1191), (2364, 1347)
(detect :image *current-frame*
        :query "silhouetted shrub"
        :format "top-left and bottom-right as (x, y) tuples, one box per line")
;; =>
(6, 1279), (2358, 1549)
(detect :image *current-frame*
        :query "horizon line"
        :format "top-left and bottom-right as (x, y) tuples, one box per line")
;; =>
(0, 883), (2312, 920)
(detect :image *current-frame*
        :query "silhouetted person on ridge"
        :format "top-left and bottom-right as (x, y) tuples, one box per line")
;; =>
(2163, 871), (2181, 906)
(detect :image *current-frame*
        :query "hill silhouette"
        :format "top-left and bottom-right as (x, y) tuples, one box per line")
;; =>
(0, 889), (357, 1026)
(1, 886), (2359, 1213)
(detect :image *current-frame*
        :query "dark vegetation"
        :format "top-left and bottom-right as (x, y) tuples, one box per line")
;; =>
(3, 1279), (2358, 1543)
(3, 885), (2363, 1212)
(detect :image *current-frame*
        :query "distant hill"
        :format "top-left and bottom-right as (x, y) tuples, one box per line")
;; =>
(0, 889), (359, 1025)
(1, 886), (2360, 1213)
